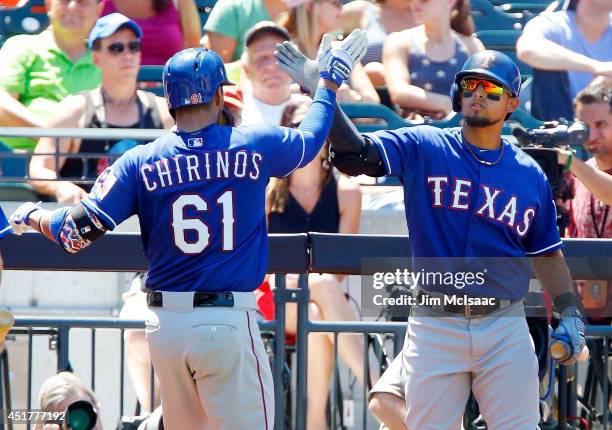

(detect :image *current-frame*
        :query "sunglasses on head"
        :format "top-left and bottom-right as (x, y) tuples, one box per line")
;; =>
(105, 40), (142, 55)
(460, 78), (509, 100)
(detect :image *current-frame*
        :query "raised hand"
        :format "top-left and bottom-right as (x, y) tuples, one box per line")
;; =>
(275, 29), (368, 94)
(318, 34), (354, 86)
(9, 201), (41, 235)
(275, 40), (319, 95)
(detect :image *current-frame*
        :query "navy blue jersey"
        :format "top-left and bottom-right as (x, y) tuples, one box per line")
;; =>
(0, 207), (11, 239)
(82, 87), (336, 293)
(369, 126), (562, 299)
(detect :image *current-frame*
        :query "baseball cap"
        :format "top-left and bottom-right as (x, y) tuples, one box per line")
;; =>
(244, 21), (290, 47)
(87, 13), (143, 49)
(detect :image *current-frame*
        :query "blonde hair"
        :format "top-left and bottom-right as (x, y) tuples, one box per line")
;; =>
(267, 99), (332, 213)
(279, 1), (327, 58)
(39, 372), (98, 413)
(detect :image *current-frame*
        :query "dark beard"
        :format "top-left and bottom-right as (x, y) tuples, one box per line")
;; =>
(464, 115), (497, 128)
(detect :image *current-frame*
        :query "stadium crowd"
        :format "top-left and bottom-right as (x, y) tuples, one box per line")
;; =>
(0, 0), (610, 429)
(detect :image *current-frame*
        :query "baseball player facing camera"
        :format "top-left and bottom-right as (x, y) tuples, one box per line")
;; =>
(275, 45), (589, 429)
(10, 29), (368, 430)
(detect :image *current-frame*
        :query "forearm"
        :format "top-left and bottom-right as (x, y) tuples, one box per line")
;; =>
(28, 162), (65, 196)
(202, 33), (237, 63)
(0, 91), (46, 127)
(348, 63), (380, 103)
(517, 38), (597, 73)
(532, 250), (582, 311)
(329, 104), (366, 153)
(535, 250), (589, 364)
(570, 158), (612, 205)
(328, 105), (385, 176)
(179, 0), (202, 48)
(182, 27), (203, 48)
(297, 80), (338, 162)
(389, 84), (449, 113)
(27, 209), (56, 243)
(25, 204), (107, 253)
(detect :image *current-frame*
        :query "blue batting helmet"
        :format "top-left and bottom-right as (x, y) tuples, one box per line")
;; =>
(163, 48), (234, 115)
(450, 50), (521, 113)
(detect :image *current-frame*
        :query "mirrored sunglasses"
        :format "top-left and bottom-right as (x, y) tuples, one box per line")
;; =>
(460, 78), (506, 95)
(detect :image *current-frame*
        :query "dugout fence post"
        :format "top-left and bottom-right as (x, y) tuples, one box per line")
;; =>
(0, 348), (12, 430)
(605, 334), (610, 430)
(56, 324), (70, 373)
(294, 274), (311, 430)
(273, 274), (287, 430)
(558, 366), (568, 429)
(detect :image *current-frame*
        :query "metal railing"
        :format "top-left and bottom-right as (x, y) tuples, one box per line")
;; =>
(2, 317), (283, 430)
(0, 127), (166, 183)
(1, 233), (612, 430)
(573, 325), (612, 430)
(4, 315), (405, 430)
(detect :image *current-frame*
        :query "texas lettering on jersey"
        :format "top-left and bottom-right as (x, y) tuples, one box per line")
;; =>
(140, 150), (263, 191)
(427, 176), (535, 237)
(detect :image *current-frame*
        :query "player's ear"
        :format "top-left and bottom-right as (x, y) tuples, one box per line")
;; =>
(506, 95), (520, 116)
(214, 87), (223, 110)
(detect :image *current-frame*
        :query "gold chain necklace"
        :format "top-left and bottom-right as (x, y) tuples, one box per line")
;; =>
(462, 139), (504, 167)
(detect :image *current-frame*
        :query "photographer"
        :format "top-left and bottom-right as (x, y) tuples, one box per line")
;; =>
(557, 83), (612, 325)
(554, 82), (612, 412)
(561, 84), (612, 237)
(555, 85), (612, 206)
(35, 372), (102, 430)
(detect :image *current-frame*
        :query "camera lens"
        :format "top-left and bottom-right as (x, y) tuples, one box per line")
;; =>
(66, 400), (98, 430)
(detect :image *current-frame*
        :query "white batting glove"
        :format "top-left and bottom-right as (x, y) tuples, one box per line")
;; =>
(9, 201), (41, 235)
(275, 29), (368, 94)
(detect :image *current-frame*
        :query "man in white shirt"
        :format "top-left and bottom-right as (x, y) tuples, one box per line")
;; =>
(240, 21), (309, 126)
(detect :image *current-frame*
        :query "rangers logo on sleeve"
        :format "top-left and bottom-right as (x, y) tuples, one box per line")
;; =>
(92, 168), (117, 200)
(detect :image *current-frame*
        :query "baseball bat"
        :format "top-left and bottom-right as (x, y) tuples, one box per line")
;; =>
(549, 339), (589, 362)
(0, 310), (14, 343)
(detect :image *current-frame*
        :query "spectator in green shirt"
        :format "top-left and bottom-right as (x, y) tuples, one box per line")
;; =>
(0, 0), (104, 151)
(202, 0), (288, 63)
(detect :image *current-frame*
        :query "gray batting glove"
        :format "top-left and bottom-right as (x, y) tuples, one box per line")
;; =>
(275, 29), (368, 94)
(275, 40), (319, 95)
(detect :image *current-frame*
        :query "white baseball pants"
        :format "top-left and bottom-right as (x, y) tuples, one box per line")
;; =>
(145, 291), (274, 430)
(401, 302), (540, 430)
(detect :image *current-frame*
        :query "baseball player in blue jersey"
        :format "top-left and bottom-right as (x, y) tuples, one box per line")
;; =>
(275, 46), (589, 429)
(9, 30), (368, 430)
